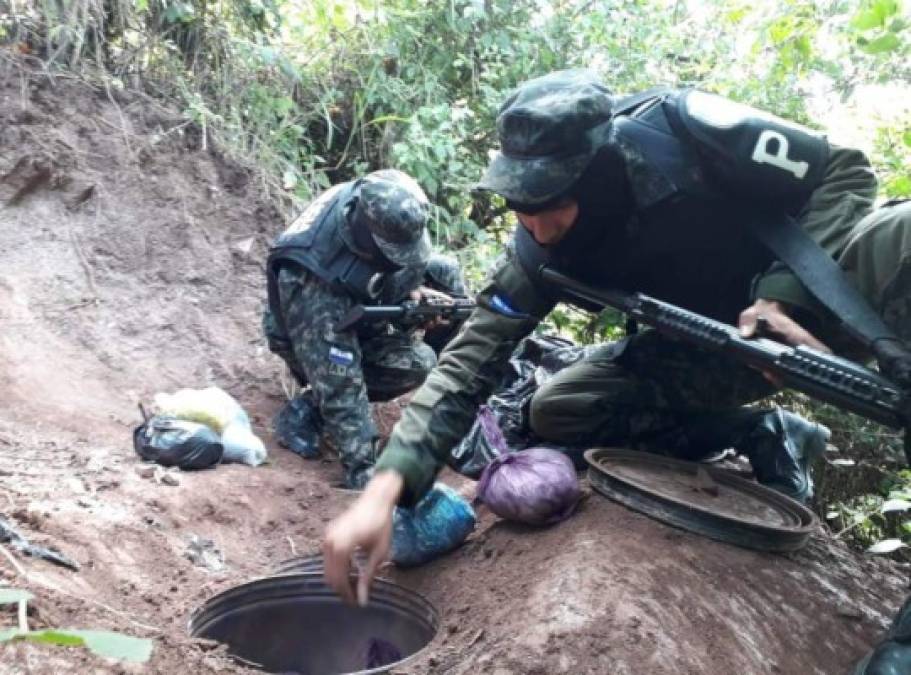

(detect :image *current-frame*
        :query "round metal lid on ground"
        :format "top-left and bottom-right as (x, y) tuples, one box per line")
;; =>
(585, 448), (819, 552)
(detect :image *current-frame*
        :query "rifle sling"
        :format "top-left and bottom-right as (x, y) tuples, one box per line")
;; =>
(745, 211), (903, 352)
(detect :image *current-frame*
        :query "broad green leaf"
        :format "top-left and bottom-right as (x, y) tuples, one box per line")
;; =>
(867, 538), (906, 554)
(853, 9), (885, 30)
(164, 2), (194, 23)
(0, 589), (33, 605)
(794, 34), (812, 61)
(877, 0), (901, 19)
(365, 114), (408, 126)
(314, 171), (331, 189)
(22, 631), (86, 648)
(724, 7), (749, 24)
(0, 629), (152, 663)
(59, 630), (153, 663)
(881, 499), (911, 513)
(331, 3), (349, 31)
(0, 628), (20, 641)
(902, 130), (911, 147)
(769, 20), (795, 44)
(853, 0), (901, 30)
(860, 33), (901, 53)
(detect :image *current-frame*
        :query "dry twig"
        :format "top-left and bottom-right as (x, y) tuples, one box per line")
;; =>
(0, 545), (27, 578)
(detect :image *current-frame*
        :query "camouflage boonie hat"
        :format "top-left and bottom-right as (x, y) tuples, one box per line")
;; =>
(350, 169), (432, 268)
(476, 69), (613, 205)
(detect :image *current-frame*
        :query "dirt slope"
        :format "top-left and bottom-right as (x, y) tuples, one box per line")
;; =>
(0, 55), (907, 675)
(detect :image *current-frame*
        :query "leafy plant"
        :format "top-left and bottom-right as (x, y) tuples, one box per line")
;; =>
(0, 589), (153, 663)
(827, 469), (911, 557)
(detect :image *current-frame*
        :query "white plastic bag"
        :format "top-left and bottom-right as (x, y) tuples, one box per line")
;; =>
(153, 387), (267, 466)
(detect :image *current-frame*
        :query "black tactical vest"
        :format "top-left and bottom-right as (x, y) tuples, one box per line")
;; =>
(516, 90), (828, 324)
(265, 182), (395, 335)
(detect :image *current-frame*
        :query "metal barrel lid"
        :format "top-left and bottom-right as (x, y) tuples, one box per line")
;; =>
(585, 448), (819, 552)
(273, 552), (379, 577)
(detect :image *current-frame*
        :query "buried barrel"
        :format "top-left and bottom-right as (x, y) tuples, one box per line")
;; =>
(189, 573), (438, 674)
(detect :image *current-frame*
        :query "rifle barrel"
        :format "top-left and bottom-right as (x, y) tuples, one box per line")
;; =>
(539, 266), (908, 431)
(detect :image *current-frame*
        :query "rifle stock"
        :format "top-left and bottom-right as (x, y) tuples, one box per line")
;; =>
(540, 266), (911, 449)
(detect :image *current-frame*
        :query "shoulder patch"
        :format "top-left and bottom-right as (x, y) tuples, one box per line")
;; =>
(489, 293), (526, 318)
(328, 345), (355, 366)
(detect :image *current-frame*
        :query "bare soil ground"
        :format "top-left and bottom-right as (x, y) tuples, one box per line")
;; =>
(0, 54), (908, 674)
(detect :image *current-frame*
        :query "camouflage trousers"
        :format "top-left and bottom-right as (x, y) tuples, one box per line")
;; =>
(265, 267), (439, 487)
(268, 324), (438, 401)
(529, 201), (911, 453)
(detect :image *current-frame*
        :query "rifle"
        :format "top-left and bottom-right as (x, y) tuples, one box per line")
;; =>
(335, 297), (476, 333)
(539, 266), (911, 462)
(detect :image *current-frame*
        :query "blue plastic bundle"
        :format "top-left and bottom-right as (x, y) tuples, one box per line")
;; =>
(390, 483), (476, 567)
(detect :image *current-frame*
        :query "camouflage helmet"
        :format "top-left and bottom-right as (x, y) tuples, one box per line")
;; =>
(344, 169), (432, 268)
(475, 69), (613, 206)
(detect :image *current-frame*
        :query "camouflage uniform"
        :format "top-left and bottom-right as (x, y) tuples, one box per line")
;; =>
(375, 71), (911, 506)
(264, 170), (466, 488)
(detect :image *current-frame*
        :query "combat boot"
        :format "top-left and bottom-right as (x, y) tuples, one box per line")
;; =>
(854, 596), (911, 675)
(738, 408), (829, 503)
(273, 390), (323, 458)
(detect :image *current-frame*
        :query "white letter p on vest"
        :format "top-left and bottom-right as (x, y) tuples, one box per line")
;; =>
(751, 130), (809, 179)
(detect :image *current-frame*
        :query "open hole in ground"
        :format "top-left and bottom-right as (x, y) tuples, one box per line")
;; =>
(189, 573), (439, 674)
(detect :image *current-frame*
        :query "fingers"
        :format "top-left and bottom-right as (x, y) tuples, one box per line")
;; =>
(322, 528), (357, 606)
(416, 286), (453, 304)
(356, 531), (391, 607)
(738, 302), (832, 353)
(738, 307), (761, 338)
(773, 314), (832, 353)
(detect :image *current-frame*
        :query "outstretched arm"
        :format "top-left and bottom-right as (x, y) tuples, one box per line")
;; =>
(322, 248), (554, 603)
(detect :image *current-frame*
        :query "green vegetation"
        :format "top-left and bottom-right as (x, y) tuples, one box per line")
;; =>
(0, 589), (153, 662)
(1, 0), (910, 548)
(826, 468), (911, 557)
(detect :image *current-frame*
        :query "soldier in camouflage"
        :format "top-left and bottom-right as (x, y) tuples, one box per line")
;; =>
(324, 69), (911, 636)
(263, 169), (466, 489)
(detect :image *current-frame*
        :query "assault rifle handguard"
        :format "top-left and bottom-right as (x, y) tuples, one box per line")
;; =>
(540, 266), (911, 462)
(335, 297), (476, 333)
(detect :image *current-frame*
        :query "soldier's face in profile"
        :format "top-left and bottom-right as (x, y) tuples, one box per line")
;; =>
(515, 198), (579, 246)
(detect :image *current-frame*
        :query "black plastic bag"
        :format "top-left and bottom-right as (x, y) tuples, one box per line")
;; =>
(448, 334), (595, 477)
(133, 415), (224, 470)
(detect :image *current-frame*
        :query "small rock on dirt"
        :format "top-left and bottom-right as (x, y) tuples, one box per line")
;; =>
(136, 465), (156, 479)
(160, 471), (181, 487)
(186, 535), (225, 572)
